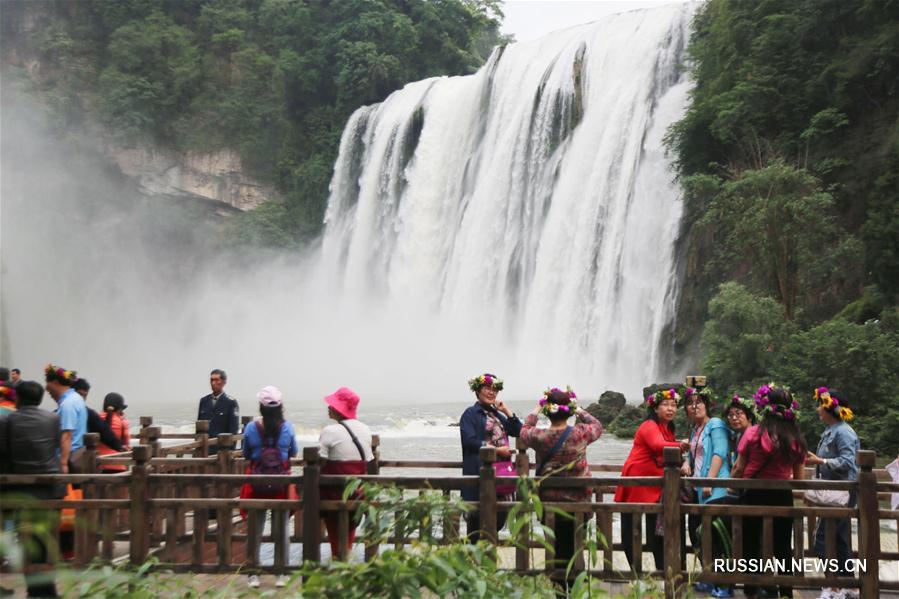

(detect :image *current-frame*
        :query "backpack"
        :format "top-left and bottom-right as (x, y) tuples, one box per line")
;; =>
(250, 421), (289, 494)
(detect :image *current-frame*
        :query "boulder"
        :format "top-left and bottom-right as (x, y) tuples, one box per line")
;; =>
(607, 404), (645, 439)
(584, 390), (627, 424)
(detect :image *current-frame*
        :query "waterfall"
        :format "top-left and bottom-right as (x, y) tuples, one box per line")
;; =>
(317, 4), (695, 401)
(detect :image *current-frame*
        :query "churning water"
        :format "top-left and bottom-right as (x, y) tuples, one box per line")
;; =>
(315, 4), (695, 402)
(2, 4), (694, 417)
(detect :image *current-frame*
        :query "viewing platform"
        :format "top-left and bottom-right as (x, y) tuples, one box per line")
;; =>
(1, 416), (897, 598)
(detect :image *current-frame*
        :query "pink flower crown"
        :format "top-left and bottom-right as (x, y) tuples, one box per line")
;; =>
(753, 383), (798, 420)
(539, 386), (577, 416)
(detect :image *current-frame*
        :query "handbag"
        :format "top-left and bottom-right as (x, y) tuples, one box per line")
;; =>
(494, 460), (518, 495)
(805, 487), (849, 507)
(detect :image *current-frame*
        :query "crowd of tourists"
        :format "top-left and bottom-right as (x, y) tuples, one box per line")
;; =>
(0, 364), (881, 599)
(463, 373), (865, 599)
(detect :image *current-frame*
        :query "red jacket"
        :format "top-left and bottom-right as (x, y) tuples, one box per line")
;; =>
(98, 413), (130, 472)
(614, 419), (681, 503)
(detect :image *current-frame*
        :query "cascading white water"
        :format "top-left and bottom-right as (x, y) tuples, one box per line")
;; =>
(318, 4), (695, 401)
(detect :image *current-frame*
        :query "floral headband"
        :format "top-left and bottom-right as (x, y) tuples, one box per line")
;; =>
(468, 373), (503, 393)
(753, 383), (798, 420)
(539, 386), (577, 416)
(814, 386), (853, 422)
(0, 384), (15, 402)
(45, 363), (78, 384)
(683, 386), (716, 408)
(727, 394), (757, 418)
(645, 387), (680, 409)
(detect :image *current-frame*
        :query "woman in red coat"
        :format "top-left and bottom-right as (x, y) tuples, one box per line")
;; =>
(614, 388), (687, 571)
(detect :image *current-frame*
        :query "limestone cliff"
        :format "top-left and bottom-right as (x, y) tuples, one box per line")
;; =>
(105, 144), (275, 212)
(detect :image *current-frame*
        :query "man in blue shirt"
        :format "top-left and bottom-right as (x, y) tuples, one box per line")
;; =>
(45, 363), (88, 473)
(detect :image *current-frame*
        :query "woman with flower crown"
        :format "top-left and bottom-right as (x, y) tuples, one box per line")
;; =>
(804, 387), (860, 599)
(460, 373), (521, 542)
(731, 384), (807, 599)
(614, 387), (689, 571)
(520, 386), (603, 573)
(682, 388), (734, 598)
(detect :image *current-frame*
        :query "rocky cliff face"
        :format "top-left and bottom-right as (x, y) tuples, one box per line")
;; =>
(2, 2), (276, 214)
(106, 144), (275, 212)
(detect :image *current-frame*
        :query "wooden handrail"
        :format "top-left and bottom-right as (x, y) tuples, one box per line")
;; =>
(2, 436), (895, 596)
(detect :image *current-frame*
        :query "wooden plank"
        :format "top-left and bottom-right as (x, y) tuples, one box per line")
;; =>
(129, 445), (151, 565)
(856, 450), (880, 599)
(731, 514), (742, 560)
(631, 514), (643, 576)
(762, 516), (773, 560)
(337, 508), (349, 561)
(478, 447), (497, 543)
(573, 511), (585, 571)
(545, 511), (556, 574)
(599, 511), (613, 574)
(661, 446), (682, 599)
(793, 516), (804, 561)
(273, 510), (288, 568)
(166, 507), (178, 563)
(301, 447), (321, 564)
(701, 514), (712, 566)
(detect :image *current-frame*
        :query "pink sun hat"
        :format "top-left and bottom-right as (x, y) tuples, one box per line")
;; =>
(323, 387), (359, 420)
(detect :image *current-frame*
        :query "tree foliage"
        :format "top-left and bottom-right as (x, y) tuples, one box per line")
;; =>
(700, 283), (899, 457)
(667, 0), (899, 456)
(8, 0), (508, 246)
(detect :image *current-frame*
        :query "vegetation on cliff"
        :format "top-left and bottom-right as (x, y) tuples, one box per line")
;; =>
(667, 0), (899, 456)
(0, 0), (507, 247)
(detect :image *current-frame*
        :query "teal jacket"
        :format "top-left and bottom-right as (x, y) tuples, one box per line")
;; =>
(690, 417), (731, 503)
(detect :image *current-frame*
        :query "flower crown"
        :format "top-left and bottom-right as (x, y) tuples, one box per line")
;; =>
(45, 363), (78, 384)
(683, 386), (716, 407)
(538, 386), (578, 416)
(814, 386), (853, 422)
(753, 383), (798, 420)
(0, 384), (15, 402)
(645, 387), (680, 409)
(728, 394), (756, 417)
(468, 373), (503, 393)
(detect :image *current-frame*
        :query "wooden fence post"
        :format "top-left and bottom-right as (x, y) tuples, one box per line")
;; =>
(75, 433), (100, 566)
(195, 421), (210, 460)
(239, 416), (252, 451)
(856, 450), (880, 599)
(129, 445), (151, 565)
(145, 426), (162, 458)
(367, 434), (380, 475)
(515, 441), (530, 573)
(216, 434), (235, 567)
(662, 446), (683, 599)
(478, 446), (498, 544)
(302, 447), (321, 564)
(365, 434), (381, 561)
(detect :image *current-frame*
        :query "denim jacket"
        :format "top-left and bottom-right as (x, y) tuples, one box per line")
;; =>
(689, 417), (731, 504)
(815, 421), (859, 482)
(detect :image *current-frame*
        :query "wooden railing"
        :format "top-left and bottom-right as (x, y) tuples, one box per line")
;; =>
(1, 420), (896, 599)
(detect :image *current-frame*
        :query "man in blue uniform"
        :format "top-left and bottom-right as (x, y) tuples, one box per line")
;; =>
(197, 369), (239, 450)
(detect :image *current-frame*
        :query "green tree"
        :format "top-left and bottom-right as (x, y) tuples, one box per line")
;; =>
(693, 161), (858, 320)
(699, 282), (794, 393)
(98, 11), (201, 142)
